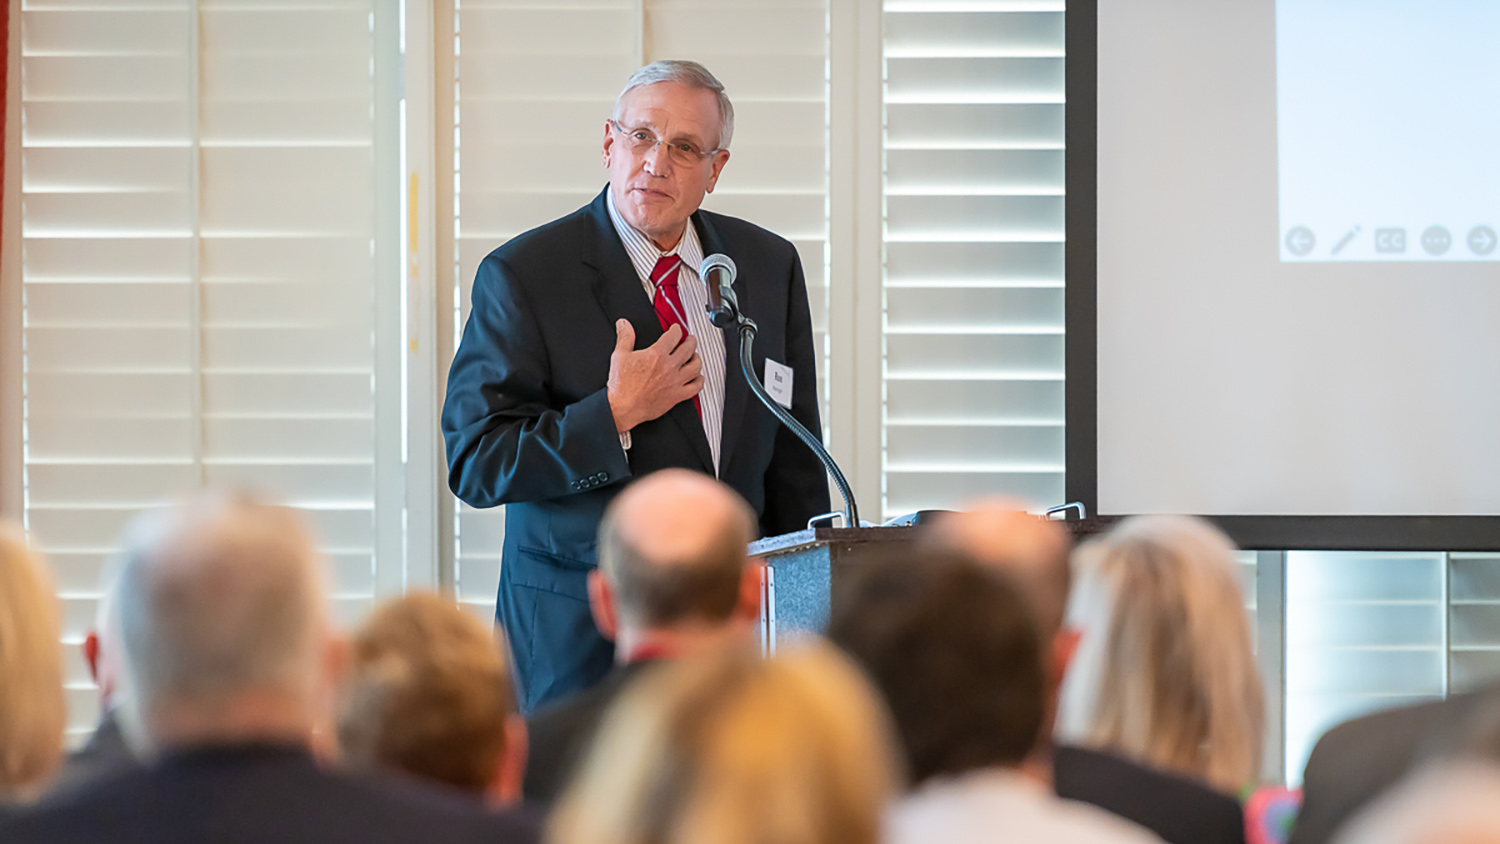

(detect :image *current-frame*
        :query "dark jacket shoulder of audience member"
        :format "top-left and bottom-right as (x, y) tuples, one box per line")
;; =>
(1056, 744), (1247, 844)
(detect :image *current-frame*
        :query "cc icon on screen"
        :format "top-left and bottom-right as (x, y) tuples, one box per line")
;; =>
(1375, 228), (1406, 253)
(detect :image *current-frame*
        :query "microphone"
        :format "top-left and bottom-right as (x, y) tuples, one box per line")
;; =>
(699, 253), (737, 328)
(702, 251), (860, 528)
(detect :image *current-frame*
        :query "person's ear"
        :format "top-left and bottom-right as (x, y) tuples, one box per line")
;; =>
(487, 714), (528, 807)
(1053, 627), (1082, 687)
(309, 631), (351, 764)
(732, 562), (764, 623)
(602, 120), (617, 167)
(82, 631), (101, 684)
(323, 630), (351, 686)
(705, 149), (730, 193)
(588, 570), (619, 641)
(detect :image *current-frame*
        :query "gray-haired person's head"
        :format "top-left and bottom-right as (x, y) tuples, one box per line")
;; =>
(115, 490), (328, 744)
(613, 60), (735, 150)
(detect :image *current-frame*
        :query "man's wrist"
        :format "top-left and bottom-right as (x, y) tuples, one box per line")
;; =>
(608, 390), (638, 434)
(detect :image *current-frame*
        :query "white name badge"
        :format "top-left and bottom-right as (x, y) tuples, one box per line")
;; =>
(764, 359), (794, 409)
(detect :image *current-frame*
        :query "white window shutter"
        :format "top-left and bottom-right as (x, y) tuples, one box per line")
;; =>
(21, 1), (384, 737)
(882, 2), (1066, 518)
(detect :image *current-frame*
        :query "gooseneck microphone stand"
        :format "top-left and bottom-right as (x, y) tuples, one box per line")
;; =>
(707, 277), (859, 529)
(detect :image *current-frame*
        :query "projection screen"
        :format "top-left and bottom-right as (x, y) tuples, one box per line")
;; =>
(1066, 0), (1500, 549)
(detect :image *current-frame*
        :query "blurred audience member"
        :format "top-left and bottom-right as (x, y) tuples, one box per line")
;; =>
(0, 522), (65, 803)
(1057, 515), (1265, 795)
(928, 502), (1247, 844)
(0, 491), (538, 844)
(49, 554), (138, 794)
(830, 550), (1161, 844)
(337, 592), (525, 805)
(524, 468), (761, 807)
(548, 642), (896, 844)
(1328, 760), (1500, 844)
(1292, 683), (1500, 844)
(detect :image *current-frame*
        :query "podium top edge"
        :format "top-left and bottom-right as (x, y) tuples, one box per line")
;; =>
(749, 526), (919, 556)
(748, 518), (1121, 557)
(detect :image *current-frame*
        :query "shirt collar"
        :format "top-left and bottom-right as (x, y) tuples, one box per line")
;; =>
(605, 186), (705, 284)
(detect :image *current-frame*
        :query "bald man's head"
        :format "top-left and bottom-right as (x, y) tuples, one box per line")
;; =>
(924, 500), (1072, 637)
(597, 470), (757, 629)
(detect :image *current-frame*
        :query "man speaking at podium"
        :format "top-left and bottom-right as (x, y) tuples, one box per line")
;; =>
(442, 60), (828, 713)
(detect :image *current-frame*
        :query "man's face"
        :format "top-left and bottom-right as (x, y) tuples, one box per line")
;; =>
(603, 81), (730, 250)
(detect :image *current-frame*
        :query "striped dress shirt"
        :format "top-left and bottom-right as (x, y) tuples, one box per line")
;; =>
(605, 189), (727, 475)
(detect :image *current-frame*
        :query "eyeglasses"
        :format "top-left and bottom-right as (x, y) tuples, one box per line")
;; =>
(609, 119), (722, 167)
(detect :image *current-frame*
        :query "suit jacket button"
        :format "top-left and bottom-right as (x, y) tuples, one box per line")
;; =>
(599, 472), (609, 482)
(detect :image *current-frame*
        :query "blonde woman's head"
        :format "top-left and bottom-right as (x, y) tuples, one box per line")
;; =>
(549, 641), (899, 844)
(1057, 515), (1264, 793)
(0, 522), (65, 800)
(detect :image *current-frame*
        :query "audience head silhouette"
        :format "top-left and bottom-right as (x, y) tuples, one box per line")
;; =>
(549, 642), (897, 844)
(830, 550), (1046, 786)
(338, 592), (524, 804)
(590, 468), (760, 658)
(114, 489), (335, 752)
(0, 522), (65, 800)
(924, 499), (1072, 638)
(1057, 515), (1265, 794)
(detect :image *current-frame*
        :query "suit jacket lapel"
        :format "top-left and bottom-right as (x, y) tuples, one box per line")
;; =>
(585, 188), (715, 475)
(693, 211), (750, 474)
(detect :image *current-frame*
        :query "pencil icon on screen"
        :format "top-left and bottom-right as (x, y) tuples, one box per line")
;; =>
(1332, 225), (1360, 255)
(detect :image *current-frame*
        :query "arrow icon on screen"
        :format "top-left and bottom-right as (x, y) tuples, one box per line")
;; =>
(1469, 225), (1497, 256)
(1285, 226), (1316, 257)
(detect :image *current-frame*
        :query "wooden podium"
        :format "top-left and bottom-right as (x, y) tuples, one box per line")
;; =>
(750, 519), (1118, 651)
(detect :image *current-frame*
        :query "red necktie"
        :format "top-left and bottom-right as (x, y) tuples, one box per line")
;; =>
(650, 255), (702, 417)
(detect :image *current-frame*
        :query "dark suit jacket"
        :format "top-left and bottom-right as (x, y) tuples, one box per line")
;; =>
(47, 710), (137, 797)
(523, 659), (659, 810)
(442, 188), (829, 711)
(1054, 744), (1246, 844)
(1289, 689), (1499, 844)
(0, 743), (540, 844)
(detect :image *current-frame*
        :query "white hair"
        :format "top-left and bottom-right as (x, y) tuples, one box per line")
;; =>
(116, 490), (327, 732)
(612, 59), (735, 150)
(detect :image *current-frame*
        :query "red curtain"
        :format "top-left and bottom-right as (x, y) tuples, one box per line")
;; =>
(1, 0), (9, 240)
